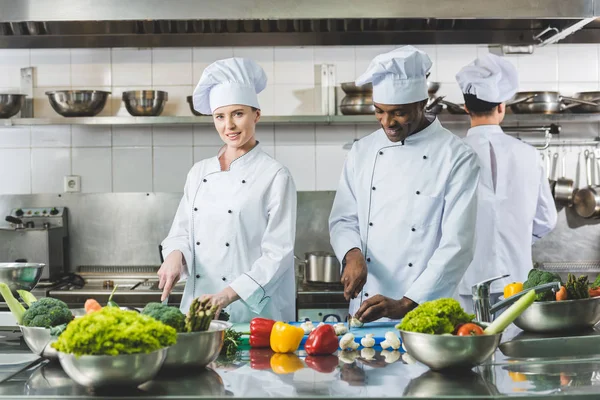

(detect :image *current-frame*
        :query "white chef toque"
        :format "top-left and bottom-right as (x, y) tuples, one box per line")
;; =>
(193, 57), (267, 115)
(455, 53), (518, 103)
(355, 45), (432, 105)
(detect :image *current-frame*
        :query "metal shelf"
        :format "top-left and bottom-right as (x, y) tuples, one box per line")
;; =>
(2, 113), (600, 127)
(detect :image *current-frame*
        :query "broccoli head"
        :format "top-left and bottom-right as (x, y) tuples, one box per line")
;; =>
(22, 297), (73, 328)
(141, 302), (185, 332)
(523, 269), (562, 301)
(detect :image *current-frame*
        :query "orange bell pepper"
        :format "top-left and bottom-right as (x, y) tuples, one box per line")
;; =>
(269, 321), (304, 353)
(503, 282), (523, 299)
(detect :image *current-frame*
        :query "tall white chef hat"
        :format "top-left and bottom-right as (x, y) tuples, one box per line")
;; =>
(355, 46), (432, 105)
(193, 57), (267, 115)
(455, 53), (518, 103)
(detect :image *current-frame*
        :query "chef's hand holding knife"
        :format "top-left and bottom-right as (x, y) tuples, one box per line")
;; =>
(158, 250), (184, 302)
(341, 248), (368, 301)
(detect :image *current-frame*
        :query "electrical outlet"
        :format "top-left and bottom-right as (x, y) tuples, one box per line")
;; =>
(64, 176), (81, 193)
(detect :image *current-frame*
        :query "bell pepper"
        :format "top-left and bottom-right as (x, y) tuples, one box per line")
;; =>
(305, 355), (339, 373)
(503, 282), (523, 299)
(304, 324), (339, 356)
(250, 348), (274, 370)
(250, 317), (276, 348)
(270, 353), (304, 374)
(270, 321), (304, 353)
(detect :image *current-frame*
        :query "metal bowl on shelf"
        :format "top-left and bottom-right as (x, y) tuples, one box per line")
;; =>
(122, 90), (168, 116)
(0, 94), (26, 118)
(399, 329), (502, 371)
(513, 296), (600, 333)
(339, 94), (375, 115)
(0, 263), (45, 292)
(58, 348), (167, 388)
(340, 82), (372, 94)
(186, 95), (209, 116)
(45, 90), (110, 117)
(162, 321), (229, 369)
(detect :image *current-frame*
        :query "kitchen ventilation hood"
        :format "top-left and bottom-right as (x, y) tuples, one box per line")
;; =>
(0, 0), (599, 48)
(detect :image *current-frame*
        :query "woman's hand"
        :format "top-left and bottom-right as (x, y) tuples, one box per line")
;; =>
(157, 250), (184, 302)
(200, 287), (240, 319)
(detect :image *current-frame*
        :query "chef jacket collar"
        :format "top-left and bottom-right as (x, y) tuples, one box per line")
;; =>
(214, 141), (263, 170)
(378, 117), (442, 146)
(466, 124), (504, 138)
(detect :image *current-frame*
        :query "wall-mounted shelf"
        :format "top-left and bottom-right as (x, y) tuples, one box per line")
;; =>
(2, 114), (600, 127)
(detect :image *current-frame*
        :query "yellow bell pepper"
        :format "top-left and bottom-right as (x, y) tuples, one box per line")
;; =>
(270, 321), (304, 353)
(504, 282), (523, 299)
(508, 371), (528, 382)
(270, 353), (304, 374)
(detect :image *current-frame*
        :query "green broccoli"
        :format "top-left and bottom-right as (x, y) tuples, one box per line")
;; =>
(397, 298), (475, 334)
(141, 302), (185, 332)
(523, 269), (562, 301)
(22, 297), (73, 328)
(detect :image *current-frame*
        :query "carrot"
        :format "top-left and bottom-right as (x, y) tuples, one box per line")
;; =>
(589, 287), (600, 298)
(84, 298), (102, 314)
(556, 286), (568, 301)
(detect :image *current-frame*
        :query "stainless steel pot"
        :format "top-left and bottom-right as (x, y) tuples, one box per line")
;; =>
(340, 94), (374, 115)
(508, 91), (598, 114)
(554, 151), (574, 206)
(573, 150), (600, 218)
(568, 91), (600, 114)
(298, 251), (341, 283)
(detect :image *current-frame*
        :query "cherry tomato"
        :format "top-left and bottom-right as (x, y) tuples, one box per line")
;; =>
(456, 323), (484, 336)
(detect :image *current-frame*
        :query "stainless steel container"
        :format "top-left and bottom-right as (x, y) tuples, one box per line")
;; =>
(122, 90), (168, 116)
(513, 296), (600, 333)
(162, 321), (229, 369)
(0, 94), (26, 118)
(301, 251), (341, 283)
(0, 263), (45, 292)
(45, 90), (110, 117)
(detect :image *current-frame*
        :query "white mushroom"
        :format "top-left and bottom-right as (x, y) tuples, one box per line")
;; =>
(360, 333), (375, 348)
(380, 331), (401, 350)
(338, 350), (359, 364)
(402, 353), (416, 365)
(317, 322), (325, 328)
(334, 323), (348, 336)
(349, 317), (364, 328)
(300, 321), (314, 335)
(360, 347), (376, 360)
(339, 333), (360, 351)
(381, 349), (401, 364)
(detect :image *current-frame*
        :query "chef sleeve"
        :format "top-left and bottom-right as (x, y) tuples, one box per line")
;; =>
(229, 168), (297, 315)
(532, 157), (558, 244)
(329, 147), (363, 264)
(160, 168), (196, 280)
(404, 149), (480, 304)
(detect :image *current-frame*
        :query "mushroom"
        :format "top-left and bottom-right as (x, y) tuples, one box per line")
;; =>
(349, 316), (364, 328)
(381, 349), (401, 364)
(300, 321), (314, 335)
(339, 333), (360, 351)
(360, 347), (376, 360)
(334, 323), (348, 336)
(338, 350), (359, 364)
(360, 333), (375, 348)
(380, 331), (401, 350)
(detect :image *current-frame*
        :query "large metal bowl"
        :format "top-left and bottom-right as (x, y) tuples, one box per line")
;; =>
(339, 94), (375, 115)
(513, 296), (600, 333)
(45, 90), (110, 117)
(58, 349), (167, 388)
(162, 320), (230, 369)
(0, 263), (44, 292)
(399, 330), (502, 371)
(186, 95), (207, 116)
(340, 82), (372, 94)
(19, 326), (57, 359)
(122, 90), (168, 116)
(0, 94), (26, 118)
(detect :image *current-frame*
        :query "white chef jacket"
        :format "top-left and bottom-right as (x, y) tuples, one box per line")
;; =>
(161, 143), (297, 323)
(329, 118), (480, 317)
(458, 125), (557, 296)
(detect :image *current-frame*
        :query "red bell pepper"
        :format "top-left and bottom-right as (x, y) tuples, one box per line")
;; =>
(250, 348), (274, 370)
(305, 355), (339, 373)
(249, 317), (276, 348)
(304, 324), (338, 356)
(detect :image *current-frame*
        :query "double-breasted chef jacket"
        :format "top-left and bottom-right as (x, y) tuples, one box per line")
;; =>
(161, 143), (297, 323)
(329, 117), (481, 318)
(458, 125), (557, 297)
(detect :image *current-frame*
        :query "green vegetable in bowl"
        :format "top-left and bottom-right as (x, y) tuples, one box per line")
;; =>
(52, 307), (177, 356)
(141, 302), (185, 332)
(17, 290), (37, 307)
(523, 269), (562, 301)
(397, 298), (475, 334)
(22, 297), (73, 328)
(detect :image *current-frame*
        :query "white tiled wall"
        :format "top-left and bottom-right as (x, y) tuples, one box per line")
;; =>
(0, 44), (599, 194)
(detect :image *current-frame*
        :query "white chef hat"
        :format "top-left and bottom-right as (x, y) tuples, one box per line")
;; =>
(193, 57), (267, 115)
(355, 46), (432, 105)
(456, 54), (518, 103)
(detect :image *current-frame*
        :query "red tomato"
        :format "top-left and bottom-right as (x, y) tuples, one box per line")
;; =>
(456, 323), (484, 336)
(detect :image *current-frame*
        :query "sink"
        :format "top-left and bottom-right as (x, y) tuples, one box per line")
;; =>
(499, 329), (600, 359)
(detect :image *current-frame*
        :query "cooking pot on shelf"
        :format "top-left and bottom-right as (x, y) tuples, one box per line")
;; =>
(295, 251), (341, 283)
(508, 91), (598, 114)
(567, 92), (600, 114)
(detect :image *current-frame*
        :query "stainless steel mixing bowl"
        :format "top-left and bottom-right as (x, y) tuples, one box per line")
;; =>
(58, 349), (167, 388)
(122, 90), (168, 116)
(45, 90), (110, 117)
(0, 263), (45, 292)
(399, 330), (502, 370)
(0, 94), (26, 118)
(19, 326), (58, 359)
(162, 321), (229, 369)
(513, 296), (600, 333)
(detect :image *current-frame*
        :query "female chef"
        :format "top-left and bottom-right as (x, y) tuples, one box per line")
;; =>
(157, 58), (297, 323)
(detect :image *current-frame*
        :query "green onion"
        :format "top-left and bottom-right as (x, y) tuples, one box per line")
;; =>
(484, 289), (536, 335)
(0, 283), (26, 324)
(16, 290), (37, 307)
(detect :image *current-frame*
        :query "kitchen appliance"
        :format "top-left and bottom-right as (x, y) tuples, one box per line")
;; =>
(296, 263), (348, 322)
(45, 90), (110, 117)
(299, 251), (341, 283)
(122, 90), (168, 116)
(0, 207), (68, 281)
(0, 94), (26, 118)
(48, 265), (184, 308)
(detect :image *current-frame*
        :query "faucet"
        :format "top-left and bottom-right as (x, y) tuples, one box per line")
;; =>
(472, 274), (561, 322)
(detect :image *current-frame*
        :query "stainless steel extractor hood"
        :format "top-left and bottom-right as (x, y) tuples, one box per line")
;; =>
(0, 0), (599, 48)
